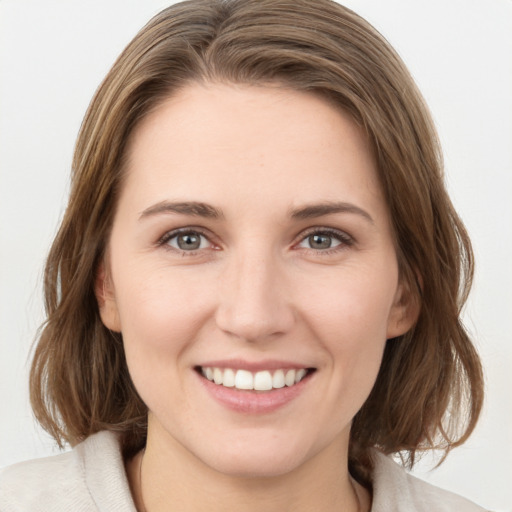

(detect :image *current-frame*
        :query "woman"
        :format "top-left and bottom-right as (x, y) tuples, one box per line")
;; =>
(0, 0), (488, 510)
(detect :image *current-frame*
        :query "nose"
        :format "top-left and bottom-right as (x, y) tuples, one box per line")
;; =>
(215, 249), (295, 343)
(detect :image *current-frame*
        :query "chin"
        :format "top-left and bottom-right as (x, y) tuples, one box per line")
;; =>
(190, 434), (317, 479)
(206, 452), (306, 479)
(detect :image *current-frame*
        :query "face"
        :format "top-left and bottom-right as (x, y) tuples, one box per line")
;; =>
(98, 83), (416, 478)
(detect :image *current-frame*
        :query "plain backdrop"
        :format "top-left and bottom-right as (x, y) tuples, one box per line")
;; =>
(1, 1), (511, 510)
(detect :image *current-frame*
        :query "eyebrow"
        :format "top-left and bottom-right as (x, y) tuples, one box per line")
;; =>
(139, 201), (224, 220)
(139, 200), (373, 224)
(290, 202), (374, 224)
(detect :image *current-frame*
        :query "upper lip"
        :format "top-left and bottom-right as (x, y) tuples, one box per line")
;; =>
(196, 359), (315, 372)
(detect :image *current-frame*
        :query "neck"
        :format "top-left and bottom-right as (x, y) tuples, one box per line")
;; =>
(127, 424), (370, 512)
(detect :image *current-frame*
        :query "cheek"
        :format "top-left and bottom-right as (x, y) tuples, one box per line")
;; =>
(112, 264), (217, 371)
(296, 263), (397, 394)
(299, 262), (398, 344)
(113, 266), (220, 417)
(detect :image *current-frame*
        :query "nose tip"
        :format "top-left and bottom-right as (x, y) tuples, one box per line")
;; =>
(214, 256), (294, 343)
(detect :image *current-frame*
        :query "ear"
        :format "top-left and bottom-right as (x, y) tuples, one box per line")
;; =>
(95, 260), (122, 332)
(386, 279), (420, 339)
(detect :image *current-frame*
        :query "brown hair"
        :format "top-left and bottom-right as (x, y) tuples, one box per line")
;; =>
(30, 0), (483, 487)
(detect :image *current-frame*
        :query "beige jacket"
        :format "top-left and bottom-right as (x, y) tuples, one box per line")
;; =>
(0, 431), (489, 511)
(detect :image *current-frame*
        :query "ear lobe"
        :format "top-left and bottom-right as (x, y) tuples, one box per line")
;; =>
(95, 261), (122, 333)
(386, 280), (420, 339)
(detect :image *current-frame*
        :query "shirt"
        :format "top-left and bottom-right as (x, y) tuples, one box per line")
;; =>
(0, 430), (489, 511)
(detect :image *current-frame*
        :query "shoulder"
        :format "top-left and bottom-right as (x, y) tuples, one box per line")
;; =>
(371, 451), (489, 512)
(0, 431), (136, 512)
(0, 444), (89, 511)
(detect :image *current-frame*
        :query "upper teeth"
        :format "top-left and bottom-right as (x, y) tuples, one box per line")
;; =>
(201, 367), (308, 391)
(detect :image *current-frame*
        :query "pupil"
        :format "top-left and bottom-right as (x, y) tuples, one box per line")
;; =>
(178, 233), (200, 250)
(310, 234), (331, 249)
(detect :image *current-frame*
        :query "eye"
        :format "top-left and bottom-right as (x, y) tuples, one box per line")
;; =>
(300, 233), (341, 250)
(162, 230), (211, 251)
(296, 228), (352, 252)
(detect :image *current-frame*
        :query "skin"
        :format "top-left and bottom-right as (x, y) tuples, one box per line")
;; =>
(97, 83), (418, 512)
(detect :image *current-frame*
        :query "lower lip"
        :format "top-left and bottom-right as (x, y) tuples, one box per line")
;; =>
(196, 371), (313, 414)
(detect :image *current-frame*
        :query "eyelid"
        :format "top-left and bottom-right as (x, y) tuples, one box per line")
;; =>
(157, 226), (219, 253)
(293, 226), (355, 251)
(155, 225), (354, 255)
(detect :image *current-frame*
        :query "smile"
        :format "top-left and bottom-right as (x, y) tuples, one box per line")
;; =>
(199, 367), (312, 391)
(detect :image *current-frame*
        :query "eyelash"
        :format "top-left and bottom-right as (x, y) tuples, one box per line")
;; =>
(294, 227), (354, 255)
(157, 227), (215, 255)
(156, 226), (354, 256)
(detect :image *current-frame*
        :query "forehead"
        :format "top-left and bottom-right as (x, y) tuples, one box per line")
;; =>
(121, 82), (384, 219)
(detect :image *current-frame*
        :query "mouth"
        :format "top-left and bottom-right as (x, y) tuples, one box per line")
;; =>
(196, 366), (316, 392)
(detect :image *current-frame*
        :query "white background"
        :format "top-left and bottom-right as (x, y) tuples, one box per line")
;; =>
(0, 1), (511, 510)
